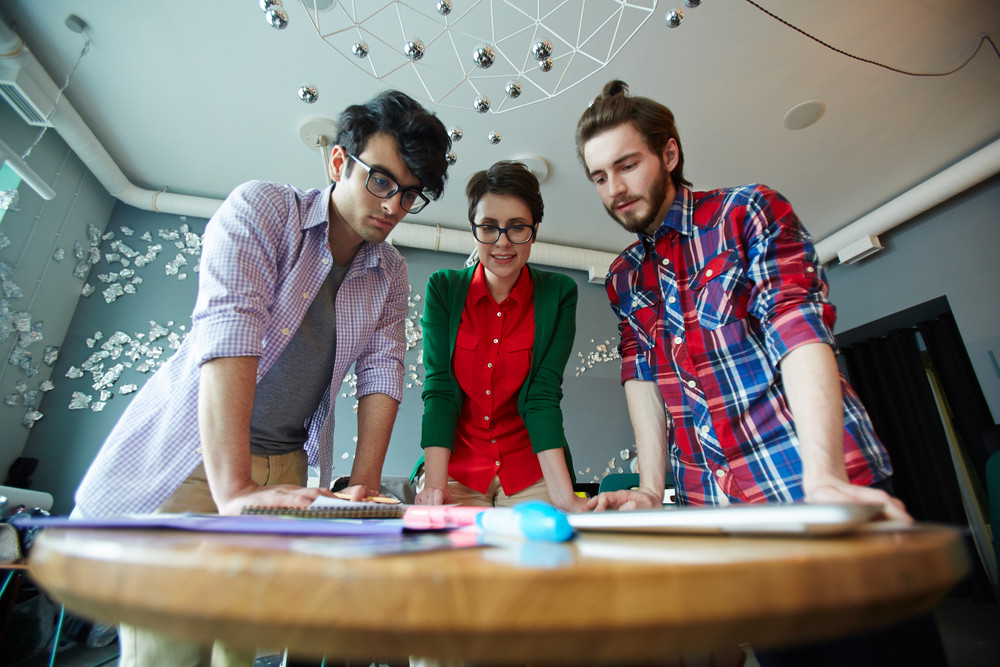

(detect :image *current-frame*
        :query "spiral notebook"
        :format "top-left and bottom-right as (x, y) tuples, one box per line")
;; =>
(240, 504), (405, 519)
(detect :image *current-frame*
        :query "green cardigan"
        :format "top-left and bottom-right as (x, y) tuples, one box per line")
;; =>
(418, 263), (577, 481)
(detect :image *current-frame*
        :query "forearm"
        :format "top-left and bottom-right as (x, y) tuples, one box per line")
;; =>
(780, 342), (849, 491)
(421, 446), (452, 489)
(624, 379), (669, 500)
(537, 448), (579, 508)
(198, 356), (259, 509)
(350, 392), (399, 490)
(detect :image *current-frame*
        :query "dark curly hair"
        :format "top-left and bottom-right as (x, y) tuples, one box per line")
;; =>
(575, 80), (691, 190)
(465, 161), (543, 226)
(336, 90), (451, 200)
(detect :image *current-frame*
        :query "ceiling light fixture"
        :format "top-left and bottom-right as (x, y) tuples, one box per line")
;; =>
(0, 137), (55, 200)
(295, 0), (658, 113)
(299, 117), (338, 185)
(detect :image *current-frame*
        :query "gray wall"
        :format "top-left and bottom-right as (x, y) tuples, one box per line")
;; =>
(0, 103), (115, 486)
(826, 174), (1000, 422)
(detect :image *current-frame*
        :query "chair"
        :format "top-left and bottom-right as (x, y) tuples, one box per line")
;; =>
(598, 473), (640, 493)
(987, 450), (1000, 585)
(599, 471), (676, 503)
(1, 491), (118, 666)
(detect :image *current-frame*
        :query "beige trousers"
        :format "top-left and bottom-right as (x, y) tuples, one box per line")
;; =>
(117, 450), (308, 667)
(443, 475), (551, 508)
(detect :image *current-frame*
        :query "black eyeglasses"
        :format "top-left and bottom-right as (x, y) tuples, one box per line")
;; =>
(348, 154), (430, 214)
(471, 223), (536, 244)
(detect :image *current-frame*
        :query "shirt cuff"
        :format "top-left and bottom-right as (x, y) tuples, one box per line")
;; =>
(765, 303), (837, 364)
(193, 316), (264, 366)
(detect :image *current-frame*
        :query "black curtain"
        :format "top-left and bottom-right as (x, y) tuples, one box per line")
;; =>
(841, 317), (995, 600)
(841, 328), (965, 524)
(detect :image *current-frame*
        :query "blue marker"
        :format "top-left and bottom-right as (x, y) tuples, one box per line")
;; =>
(475, 500), (574, 542)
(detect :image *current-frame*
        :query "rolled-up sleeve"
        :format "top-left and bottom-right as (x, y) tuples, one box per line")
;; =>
(193, 181), (288, 365)
(606, 262), (654, 385)
(352, 251), (408, 403)
(742, 186), (837, 365)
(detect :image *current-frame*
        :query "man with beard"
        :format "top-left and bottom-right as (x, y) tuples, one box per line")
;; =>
(574, 80), (949, 666)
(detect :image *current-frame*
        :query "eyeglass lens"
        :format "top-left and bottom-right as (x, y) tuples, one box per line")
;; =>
(350, 154), (427, 213)
(473, 224), (534, 244)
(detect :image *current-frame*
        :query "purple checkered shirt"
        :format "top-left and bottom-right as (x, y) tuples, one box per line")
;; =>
(76, 180), (408, 517)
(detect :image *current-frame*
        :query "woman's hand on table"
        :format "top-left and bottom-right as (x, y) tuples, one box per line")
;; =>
(415, 486), (453, 505)
(553, 493), (599, 513)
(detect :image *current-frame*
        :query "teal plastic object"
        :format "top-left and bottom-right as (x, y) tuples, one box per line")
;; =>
(476, 500), (574, 542)
(987, 451), (1000, 572)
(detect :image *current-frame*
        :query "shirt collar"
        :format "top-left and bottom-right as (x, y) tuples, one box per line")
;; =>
(647, 186), (694, 241)
(314, 182), (386, 272)
(620, 186), (693, 268)
(469, 262), (533, 306)
(304, 182), (337, 231)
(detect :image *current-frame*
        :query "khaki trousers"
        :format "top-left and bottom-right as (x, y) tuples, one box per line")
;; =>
(117, 450), (308, 667)
(443, 475), (551, 508)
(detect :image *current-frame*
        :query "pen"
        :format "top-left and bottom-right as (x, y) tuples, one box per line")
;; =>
(402, 505), (488, 530)
(475, 501), (574, 542)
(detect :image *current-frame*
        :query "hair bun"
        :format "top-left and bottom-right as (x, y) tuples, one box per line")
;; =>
(602, 80), (630, 97)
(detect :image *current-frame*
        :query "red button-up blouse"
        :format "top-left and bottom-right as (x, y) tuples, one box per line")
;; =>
(450, 264), (541, 494)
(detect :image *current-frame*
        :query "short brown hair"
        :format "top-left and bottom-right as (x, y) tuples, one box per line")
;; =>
(465, 161), (544, 225)
(575, 80), (691, 190)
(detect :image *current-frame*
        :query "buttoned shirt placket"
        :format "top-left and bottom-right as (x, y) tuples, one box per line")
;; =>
(649, 215), (731, 503)
(484, 303), (503, 474)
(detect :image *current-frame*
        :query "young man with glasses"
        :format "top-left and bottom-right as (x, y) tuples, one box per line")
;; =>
(414, 161), (596, 512)
(74, 90), (450, 667)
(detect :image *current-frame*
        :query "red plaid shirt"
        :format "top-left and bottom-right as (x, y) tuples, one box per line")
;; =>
(606, 185), (892, 505)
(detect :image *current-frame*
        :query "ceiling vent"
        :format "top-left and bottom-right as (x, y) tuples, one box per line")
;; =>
(0, 62), (52, 127)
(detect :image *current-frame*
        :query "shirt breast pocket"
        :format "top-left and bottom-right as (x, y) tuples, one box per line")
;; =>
(691, 249), (749, 330)
(506, 333), (534, 352)
(455, 329), (480, 352)
(618, 289), (661, 351)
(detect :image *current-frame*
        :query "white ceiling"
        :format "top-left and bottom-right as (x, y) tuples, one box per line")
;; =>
(2, 0), (999, 257)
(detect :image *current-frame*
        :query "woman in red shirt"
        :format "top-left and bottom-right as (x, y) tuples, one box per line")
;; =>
(416, 161), (595, 511)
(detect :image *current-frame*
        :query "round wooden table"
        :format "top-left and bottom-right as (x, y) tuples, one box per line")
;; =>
(28, 524), (969, 664)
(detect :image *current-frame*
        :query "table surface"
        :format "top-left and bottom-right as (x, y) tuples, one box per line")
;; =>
(28, 523), (969, 664)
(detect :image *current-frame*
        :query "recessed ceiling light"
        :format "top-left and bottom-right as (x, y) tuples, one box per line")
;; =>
(782, 100), (826, 130)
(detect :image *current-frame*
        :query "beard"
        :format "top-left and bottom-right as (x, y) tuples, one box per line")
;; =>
(603, 168), (671, 236)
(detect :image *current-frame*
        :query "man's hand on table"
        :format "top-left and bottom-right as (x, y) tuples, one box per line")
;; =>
(806, 478), (913, 523)
(216, 483), (336, 516)
(335, 483), (384, 503)
(593, 489), (662, 511)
